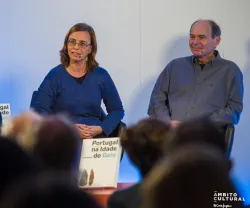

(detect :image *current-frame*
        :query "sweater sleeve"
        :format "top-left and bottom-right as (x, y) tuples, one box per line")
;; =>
(31, 70), (58, 114)
(99, 70), (124, 136)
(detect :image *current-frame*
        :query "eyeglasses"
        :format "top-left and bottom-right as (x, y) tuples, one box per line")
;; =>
(68, 38), (91, 49)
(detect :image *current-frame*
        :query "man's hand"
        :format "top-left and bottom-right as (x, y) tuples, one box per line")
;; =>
(169, 120), (181, 128)
(76, 124), (103, 139)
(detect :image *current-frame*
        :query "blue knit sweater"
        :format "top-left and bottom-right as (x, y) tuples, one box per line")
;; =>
(32, 64), (124, 136)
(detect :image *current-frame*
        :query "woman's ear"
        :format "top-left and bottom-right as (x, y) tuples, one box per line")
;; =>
(88, 46), (92, 54)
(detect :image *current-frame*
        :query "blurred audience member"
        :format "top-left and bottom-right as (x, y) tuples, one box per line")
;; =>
(108, 117), (173, 208)
(0, 136), (38, 198)
(27, 115), (81, 178)
(142, 144), (244, 208)
(2, 111), (81, 181)
(0, 172), (102, 208)
(1, 110), (42, 151)
(166, 116), (228, 155)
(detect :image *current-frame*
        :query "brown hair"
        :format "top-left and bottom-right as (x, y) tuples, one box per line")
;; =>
(142, 145), (243, 208)
(165, 116), (227, 155)
(120, 117), (172, 177)
(60, 23), (99, 72)
(30, 114), (81, 172)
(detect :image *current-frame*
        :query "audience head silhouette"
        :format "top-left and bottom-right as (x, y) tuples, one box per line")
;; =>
(120, 117), (172, 177)
(142, 144), (243, 208)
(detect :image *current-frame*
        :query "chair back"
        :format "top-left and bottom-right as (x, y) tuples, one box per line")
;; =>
(30, 91), (38, 108)
(0, 112), (2, 127)
(225, 124), (235, 157)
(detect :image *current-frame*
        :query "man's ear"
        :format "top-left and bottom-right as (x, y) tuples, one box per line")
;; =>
(215, 36), (221, 46)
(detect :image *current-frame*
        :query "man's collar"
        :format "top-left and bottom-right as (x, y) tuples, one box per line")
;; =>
(192, 50), (221, 66)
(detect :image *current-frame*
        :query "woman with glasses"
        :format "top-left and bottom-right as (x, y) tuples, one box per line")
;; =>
(31, 23), (124, 139)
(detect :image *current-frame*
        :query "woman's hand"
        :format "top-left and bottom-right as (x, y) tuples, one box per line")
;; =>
(76, 124), (103, 139)
(88, 126), (103, 137)
(169, 120), (181, 128)
(76, 124), (92, 139)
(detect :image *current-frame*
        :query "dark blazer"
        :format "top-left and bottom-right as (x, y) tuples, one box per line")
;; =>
(107, 184), (141, 208)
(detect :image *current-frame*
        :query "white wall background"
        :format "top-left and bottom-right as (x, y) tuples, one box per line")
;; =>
(1, 0), (250, 203)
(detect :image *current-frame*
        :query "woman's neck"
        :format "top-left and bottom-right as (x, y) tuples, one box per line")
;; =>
(67, 60), (87, 77)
